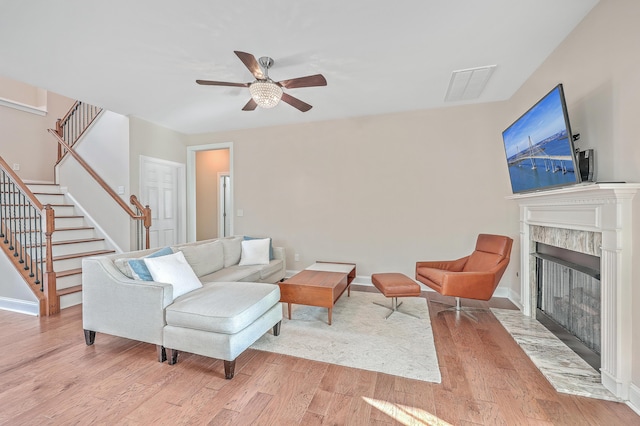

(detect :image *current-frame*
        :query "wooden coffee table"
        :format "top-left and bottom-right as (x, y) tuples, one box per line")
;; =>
(279, 262), (356, 325)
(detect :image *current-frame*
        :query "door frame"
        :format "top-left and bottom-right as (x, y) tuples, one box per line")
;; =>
(218, 172), (231, 238)
(139, 155), (187, 246)
(186, 142), (234, 242)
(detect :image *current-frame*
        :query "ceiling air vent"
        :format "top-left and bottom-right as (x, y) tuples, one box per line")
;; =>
(444, 65), (496, 102)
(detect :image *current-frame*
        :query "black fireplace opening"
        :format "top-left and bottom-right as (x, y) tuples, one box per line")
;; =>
(535, 242), (601, 371)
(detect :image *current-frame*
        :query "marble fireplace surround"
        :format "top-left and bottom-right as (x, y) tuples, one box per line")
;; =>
(509, 183), (640, 401)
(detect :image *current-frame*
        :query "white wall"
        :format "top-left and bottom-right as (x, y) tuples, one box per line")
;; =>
(57, 110), (132, 251)
(0, 248), (38, 315)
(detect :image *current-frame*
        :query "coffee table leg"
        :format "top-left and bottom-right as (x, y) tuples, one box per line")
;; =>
(328, 307), (332, 326)
(287, 303), (292, 320)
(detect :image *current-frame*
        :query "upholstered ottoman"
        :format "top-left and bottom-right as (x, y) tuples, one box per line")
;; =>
(371, 273), (422, 319)
(163, 281), (282, 379)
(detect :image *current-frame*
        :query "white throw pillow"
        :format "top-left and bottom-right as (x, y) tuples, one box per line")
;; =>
(238, 238), (271, 266)
(144, 251), (203, 300)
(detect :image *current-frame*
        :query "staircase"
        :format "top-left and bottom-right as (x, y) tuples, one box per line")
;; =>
(1, 100), (151, 316)
(25, 183), (115, 308)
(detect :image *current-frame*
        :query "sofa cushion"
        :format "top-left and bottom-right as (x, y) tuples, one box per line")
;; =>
(166, 282), (281, 334)
(144, 251), (203, 300)
(221, 236), (243, 267)
(175, 240), (224, 277)
(259, 259), (284, 280)
(113, 246), (174, 280)
(239, 238), (270, 266)
(199, 264), (262, 283)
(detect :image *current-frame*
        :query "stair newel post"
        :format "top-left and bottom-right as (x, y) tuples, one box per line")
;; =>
(43, 204), (59, 315)
(55, 118), (64, 162)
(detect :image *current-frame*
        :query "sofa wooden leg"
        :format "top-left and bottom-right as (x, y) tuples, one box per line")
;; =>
(157, 345), (167, 362)
(168, 349), (179, 365)
(84, 329), (95, 346)
(273, 320), (282, 336)
(224, 360), (236, 379)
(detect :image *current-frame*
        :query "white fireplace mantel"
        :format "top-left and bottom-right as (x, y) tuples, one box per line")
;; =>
(508, 183), (640, 401)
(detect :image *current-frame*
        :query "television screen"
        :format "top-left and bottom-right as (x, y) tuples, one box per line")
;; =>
(501, 84), (581, 193)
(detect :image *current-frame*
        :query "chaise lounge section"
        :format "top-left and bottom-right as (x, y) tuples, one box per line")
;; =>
(82, 236), (285, 378)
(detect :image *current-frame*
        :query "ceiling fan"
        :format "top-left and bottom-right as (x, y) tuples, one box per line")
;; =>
(196, 51), (327, 112)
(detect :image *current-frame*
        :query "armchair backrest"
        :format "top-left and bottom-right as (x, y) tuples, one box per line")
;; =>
(462, 234), (513, 278)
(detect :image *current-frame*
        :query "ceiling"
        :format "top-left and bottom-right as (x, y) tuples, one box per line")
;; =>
(0, 0), (599, 135)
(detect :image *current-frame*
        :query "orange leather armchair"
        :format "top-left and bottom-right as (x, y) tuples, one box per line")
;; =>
(415, 234), (513, 315)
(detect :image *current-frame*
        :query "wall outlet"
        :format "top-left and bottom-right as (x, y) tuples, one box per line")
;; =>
(117, 185), (125, 195)
(12, 163), (19, 171)
(237, 209), (244, 217)
(294, 253), (300, 262)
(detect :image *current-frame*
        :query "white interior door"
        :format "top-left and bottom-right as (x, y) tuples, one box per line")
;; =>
(141, 157), (185, 248)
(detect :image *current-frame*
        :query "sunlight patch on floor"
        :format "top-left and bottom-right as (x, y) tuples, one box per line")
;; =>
(362, 397), (452, 426)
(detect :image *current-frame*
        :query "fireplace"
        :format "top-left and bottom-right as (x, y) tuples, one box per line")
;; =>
(509, 183), (640, 401)
(535, 243), (601, 370)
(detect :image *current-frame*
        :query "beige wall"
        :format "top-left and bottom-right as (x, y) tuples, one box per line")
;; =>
(128, 116), (188, 197)
(195, 149), (229, 240)
(187, 102), (520, 288)
(0, 75), (46, 107)
(0, 87), (74, 182)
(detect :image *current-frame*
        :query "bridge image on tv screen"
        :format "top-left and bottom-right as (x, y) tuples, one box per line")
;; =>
(502, 85), (578, 193)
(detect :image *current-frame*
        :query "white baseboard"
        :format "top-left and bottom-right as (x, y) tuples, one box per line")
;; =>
(628, 383), (640, 416)
(0, 297), (39, 316)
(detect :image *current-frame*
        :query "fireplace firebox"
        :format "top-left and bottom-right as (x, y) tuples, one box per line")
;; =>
(535, 243), (601, 370)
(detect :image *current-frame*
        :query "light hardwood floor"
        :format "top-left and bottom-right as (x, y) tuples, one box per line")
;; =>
(1, 287), (638, 425)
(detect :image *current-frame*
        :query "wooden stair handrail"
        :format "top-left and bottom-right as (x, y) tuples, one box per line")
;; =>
(48, 129), (146, 221)
(0, 155), (44, 212)
(0, 154), (56, 315)
(55, 101), (103, 164)
(58, 100), (80, 127)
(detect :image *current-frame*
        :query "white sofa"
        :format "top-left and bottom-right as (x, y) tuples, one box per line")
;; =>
(82, 236), (285, 379)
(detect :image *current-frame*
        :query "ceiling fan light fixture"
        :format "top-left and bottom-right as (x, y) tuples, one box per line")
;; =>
(249, 80), (283, 108)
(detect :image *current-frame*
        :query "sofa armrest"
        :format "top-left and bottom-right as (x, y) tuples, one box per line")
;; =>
(439, 270), (497, 300)
(272, 246), (286, 280)
(82, 257), (174, 346)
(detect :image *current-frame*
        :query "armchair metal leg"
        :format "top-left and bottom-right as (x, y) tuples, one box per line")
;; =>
(430, 297), (484, 322)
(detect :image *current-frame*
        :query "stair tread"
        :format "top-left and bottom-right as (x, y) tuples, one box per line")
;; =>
(52, 249), (115, 261)
(23, 237), (105, 248)
(52, 237), (104, 246)
(57, 285), (82, 296)
(56, 268), (82, 278)
(56, 226), (95, 231)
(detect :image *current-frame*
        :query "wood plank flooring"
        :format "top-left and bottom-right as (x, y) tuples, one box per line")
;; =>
(0, 287), (638, 425)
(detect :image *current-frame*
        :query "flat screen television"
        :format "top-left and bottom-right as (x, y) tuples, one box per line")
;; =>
(501, 84), (581, 193)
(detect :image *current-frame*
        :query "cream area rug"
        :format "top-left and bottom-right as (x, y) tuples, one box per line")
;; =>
(251, 290), (441, 383)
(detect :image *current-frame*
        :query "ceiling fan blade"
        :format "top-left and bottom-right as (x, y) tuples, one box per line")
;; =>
(278, 74), (327, 89)
(281, 92), (312, 112)
(196, 80), (249, 87)
(242, 98), (258, 111)
(234, 51), (264, 80)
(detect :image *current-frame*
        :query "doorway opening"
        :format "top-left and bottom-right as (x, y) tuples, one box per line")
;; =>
(187, 143), (233, 242)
